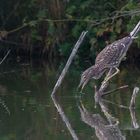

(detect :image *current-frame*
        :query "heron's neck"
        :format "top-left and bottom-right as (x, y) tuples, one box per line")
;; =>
(130, 21), (140, 37)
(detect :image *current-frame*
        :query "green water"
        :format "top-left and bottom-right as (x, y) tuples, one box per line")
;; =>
(0, 61), (140, 140)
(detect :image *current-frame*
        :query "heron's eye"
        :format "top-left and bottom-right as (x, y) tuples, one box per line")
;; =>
(83, 75), (86, 78)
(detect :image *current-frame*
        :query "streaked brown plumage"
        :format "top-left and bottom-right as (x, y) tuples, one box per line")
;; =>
(78, 21), (140, 91)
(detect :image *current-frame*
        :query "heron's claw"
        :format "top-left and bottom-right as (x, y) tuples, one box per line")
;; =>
(101, 79), (109, 87)
(104, 111), (119, 125)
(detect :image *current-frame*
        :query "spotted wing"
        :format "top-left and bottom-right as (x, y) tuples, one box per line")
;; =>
(95, 36), (132, 68)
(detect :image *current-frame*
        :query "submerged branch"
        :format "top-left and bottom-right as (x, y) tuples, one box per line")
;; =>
(44, 9), (140, 25)
(103, 85), (128, 96)
(52, 96), (79, 140)
(103, 99), (129, 109)
(102, 87), (140, 109)
(51, 31), (87, 140)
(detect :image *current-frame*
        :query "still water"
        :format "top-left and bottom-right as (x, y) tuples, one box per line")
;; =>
(0, 60), (140, 140)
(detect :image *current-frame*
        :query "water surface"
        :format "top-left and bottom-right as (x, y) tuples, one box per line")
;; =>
(0, 61), (140, 140)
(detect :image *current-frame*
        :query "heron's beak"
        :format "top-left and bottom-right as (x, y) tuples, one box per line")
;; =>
(81, 82), (87, 91)
(78, 79), (88, 92)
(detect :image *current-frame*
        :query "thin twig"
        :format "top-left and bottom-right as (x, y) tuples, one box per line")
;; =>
(51, 31), (88, 96)
(0, 50), (11, 65)
(102, 99), (129, 109)
(102, 87), (140, 109)
(103, 85), (129, 95)
(2, 9), (140, 36)
(8, 24), (28, 35)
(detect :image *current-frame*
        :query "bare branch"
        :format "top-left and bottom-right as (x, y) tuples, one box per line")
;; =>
(102, 99), (129, 109)
(2, 9), (140, 36)
(51, 31), (88, 96)
(51, 31), (87, 139)
(0, 50), (11, 65)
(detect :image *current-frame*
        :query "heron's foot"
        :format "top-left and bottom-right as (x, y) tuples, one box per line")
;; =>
(104, 111), (119, 125)
(102, 68), (120, 86)
(102, 79), (108, 85)
(106, 120), (119, 127)
(101, 79), (109, 89)
(102, 74), (112, 86)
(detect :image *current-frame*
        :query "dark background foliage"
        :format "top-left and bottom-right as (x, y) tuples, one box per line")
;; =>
(0, 0), (140, 63)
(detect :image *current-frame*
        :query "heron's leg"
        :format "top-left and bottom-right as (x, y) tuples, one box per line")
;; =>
(101, 68), (113, 85)
(105, 68), (113, 78)
(103, 67), (120, 84)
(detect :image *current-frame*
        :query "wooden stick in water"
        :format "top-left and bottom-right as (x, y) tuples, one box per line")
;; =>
(52, 95), (79, 140)
(51, 31), (88, 140)
(51, 31), (88, 96)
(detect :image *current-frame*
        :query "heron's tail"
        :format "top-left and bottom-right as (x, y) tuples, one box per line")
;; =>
(130, 21), (140, 38)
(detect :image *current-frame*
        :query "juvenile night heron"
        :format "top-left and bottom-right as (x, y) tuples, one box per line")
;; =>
(79, 21), (140, 91)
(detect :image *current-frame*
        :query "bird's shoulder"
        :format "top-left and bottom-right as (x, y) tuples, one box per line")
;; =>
(95, 38), (125, 64)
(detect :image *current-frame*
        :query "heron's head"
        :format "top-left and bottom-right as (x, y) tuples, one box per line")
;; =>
(78, 66), (96, 91)
(78, 65), (106, 91)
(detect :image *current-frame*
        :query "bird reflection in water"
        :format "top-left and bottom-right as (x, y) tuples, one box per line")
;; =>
(78, 86), (140, 140)
(51, 86), (139, 140)
(79, 97), (125, 140)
